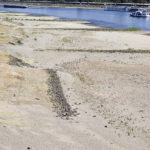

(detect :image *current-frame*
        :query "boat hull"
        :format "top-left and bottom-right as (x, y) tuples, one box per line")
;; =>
(3, 5), (28, 9)
(130, 14), (150, 17)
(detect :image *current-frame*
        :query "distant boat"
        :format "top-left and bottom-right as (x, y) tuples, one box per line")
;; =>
(130, 10), (150, 17)
(104, 6), (143, 12)
(104, 6), (129, 12)
(3, 5), (28, 9)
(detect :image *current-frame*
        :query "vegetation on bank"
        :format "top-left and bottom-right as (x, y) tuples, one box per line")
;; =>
(3, 0), (150, 4)
(56, 0), (149, 3)
(124, 28), (141, 31)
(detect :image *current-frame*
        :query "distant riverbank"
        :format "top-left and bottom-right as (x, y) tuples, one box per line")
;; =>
(0, 1), (150, 9)
(0, 2), (104, 9)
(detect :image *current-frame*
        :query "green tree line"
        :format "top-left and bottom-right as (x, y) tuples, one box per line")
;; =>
(3, 0), (149, 4)
(20, 0), (149, 3)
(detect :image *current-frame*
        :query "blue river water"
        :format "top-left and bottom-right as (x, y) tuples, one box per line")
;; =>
(0, 6), (150, 31)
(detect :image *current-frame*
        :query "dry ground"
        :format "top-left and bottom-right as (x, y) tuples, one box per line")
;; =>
(0, 51), (51, 126)
(0, 11), (150, 150)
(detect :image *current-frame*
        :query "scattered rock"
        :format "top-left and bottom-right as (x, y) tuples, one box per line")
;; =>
(46, 69), (77, 119)
(9, 55), (34, 68)
(139, 110), (144, 113)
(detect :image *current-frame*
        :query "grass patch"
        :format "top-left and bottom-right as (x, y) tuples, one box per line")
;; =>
(124, 28), (141, 31)
(16, 39), (23, 45)
(76, 72), (85, 82)
(127, 48), (133, 51)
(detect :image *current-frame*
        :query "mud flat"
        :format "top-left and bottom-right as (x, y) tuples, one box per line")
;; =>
(0, 11), (150, 150)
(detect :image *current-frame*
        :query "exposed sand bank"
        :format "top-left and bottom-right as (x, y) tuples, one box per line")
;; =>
(0, 11), (150, 150)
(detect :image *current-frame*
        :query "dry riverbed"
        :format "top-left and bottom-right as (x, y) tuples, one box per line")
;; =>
(0, 11), (150, 150)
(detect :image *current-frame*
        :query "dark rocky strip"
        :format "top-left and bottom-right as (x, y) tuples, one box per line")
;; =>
(32, 28), (139, 31)
(9, 55), (34, 68)
(35, 48), (150, 54)
(46, 69), (76, 119)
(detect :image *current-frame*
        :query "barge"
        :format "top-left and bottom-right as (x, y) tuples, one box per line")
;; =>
(104, 6), (143, 12)
(3, 5), (28, 9)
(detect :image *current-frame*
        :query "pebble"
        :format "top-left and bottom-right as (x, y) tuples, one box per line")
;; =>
(139, 110), (144, 112)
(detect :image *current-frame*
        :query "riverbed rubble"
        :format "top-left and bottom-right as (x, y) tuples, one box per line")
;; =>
(46, 69), (77, 119)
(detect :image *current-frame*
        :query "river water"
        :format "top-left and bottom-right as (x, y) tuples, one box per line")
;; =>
(0, 6), (150, 31)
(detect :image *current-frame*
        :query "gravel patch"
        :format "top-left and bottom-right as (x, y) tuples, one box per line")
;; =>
(46, 69), (76, 119)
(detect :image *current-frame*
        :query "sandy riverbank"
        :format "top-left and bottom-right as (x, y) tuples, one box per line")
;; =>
(0, 11), (150, 150)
